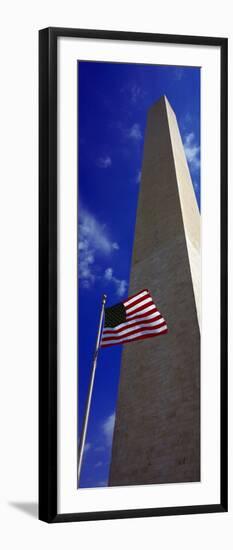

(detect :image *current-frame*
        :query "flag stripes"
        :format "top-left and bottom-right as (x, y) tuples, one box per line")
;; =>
(126, 296), (152, 314)
(101, 326), (167, 346)
(103, 319), (165, 339)
(102, 311), (161, 333)
(127, 303), (157, 319)
(101, 289), (167, 348)
(124, 289), (148, 306)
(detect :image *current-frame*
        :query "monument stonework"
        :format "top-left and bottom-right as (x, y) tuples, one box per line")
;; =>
(109, 96), (200, 486)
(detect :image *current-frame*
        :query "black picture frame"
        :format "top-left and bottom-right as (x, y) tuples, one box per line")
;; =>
(39, 27), (228, 523)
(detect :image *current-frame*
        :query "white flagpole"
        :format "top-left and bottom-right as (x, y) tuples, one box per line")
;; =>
(77, 294), (107, 487)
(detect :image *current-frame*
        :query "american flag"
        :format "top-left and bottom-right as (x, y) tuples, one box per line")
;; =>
(101, 289), (168, 348)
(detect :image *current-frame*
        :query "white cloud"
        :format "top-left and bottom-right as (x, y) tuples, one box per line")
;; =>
(184, 132), (200, 171)
(79, 207), (117, 255)
(131, 84), (141, 102)
(104, 267), (113, 281)
(128, 123), (142, 141)
(94, 461), (103, 468)
(193, 180), (200, 197)
(102, 413), (116, 446)
(135, 170), (141, 184)
(120, 82), (146, 104)
(78, 205), (127, 295)
(130, 84), (146, 103)
(179, 112), (192, 133)
(115, 121), (143, 143)
(184, 112), (192, 126)
(97, 480), (107, 487)
(174, 67), (184, 80)
(104, 267), (127, 297)
(116, 280), (127, 296)
(95, 446), (105, 452)
(97, 156), (112, 168)
(78, 206), (119, 288)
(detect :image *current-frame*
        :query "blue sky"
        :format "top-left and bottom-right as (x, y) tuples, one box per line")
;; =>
(78, 61), (200, 488)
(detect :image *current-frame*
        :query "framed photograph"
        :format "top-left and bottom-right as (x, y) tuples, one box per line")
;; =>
(39, 27), (228, 523)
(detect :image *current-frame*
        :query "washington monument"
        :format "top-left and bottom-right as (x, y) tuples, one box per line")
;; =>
(109, 96), (200, 486)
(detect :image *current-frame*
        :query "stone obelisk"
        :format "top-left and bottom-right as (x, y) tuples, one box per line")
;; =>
(109, 96), (200, 486)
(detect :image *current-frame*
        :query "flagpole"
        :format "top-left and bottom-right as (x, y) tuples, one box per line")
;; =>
(77, 294), (107, 487)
